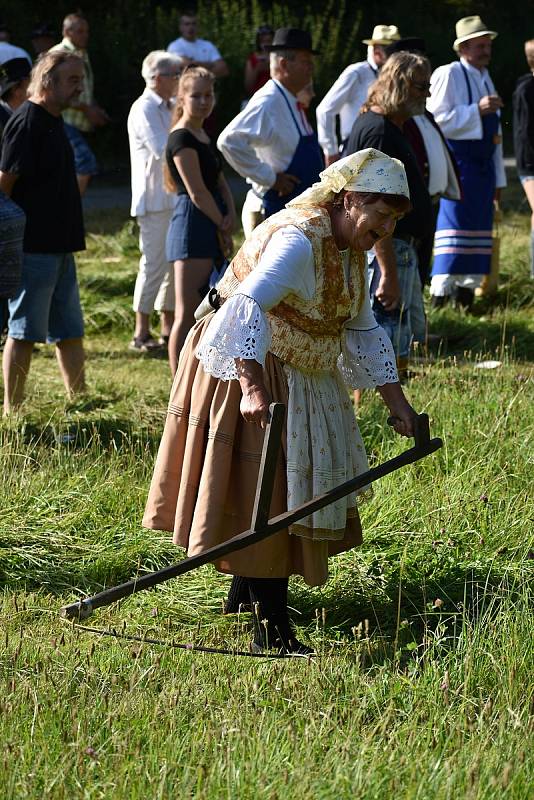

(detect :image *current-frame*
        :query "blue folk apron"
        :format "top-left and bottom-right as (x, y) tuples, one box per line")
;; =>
(432, 64), (499, 278)
(262, 82), (324, 218)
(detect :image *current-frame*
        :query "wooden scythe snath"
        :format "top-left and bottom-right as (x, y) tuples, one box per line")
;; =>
(61, 403), (442, 622)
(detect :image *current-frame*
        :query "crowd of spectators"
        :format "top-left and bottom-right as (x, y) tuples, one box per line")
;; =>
(0, 10), (533, 414)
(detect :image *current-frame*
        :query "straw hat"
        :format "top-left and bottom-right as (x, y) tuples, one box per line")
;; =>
(362, 25), (401, 46)
(453, 16), (497, 51)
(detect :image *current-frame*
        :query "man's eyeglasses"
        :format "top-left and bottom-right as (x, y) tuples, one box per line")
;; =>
(158, 72), (181, 79)
(412, 80), (431, 92)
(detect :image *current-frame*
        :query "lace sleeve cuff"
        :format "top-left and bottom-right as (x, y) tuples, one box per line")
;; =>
(338, 325), (398, 388)
(196, 293), (272, 381)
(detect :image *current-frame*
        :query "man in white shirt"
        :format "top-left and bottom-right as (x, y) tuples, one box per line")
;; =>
(167, 12), (228, 78)
(218, 28), (323, 236)
(427, 16), (506, 308)
(127, 51), (182, 351)
(316, 24), (400, 166)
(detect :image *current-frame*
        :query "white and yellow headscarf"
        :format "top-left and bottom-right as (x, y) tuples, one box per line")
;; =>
(288, 148), (410, 207)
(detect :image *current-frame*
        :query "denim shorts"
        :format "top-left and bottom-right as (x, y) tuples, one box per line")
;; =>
(64, 123), (98, 175)
(519, 175), (534, 186)
(166, 192), (225, 261)
(8, 252), (85, 343)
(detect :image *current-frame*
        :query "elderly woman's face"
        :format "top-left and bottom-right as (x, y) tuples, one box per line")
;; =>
(345, 196), (403, 250)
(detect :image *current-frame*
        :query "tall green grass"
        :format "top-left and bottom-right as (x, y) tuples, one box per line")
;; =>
(0, 197), (532, 798)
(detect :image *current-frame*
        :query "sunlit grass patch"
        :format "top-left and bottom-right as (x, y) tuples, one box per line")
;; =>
(0, 202), (532, 798)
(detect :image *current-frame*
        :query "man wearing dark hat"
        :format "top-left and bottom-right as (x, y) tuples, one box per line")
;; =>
(0, 58), (31, 134)
(30, 23), (57, 57)
(0, 23), (31, 66)
(317, 24), (400, 166)
(427, 16), (506, 308)
(218, 28), (323, 232)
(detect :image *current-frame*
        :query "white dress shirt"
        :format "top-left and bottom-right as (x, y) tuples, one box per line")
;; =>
(427, 57), (506, 187)
(316, 54), (378, 156)
(217, 79), (309, 196)
(127, 88), (175, 217)
(167, 37), (221, 63)
(0, 42), (32, 65)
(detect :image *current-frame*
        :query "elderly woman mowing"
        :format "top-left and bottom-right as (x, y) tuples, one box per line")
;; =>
(143, 148), (420, 655)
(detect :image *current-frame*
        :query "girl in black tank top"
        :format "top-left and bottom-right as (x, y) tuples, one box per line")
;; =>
(163, 66), (236, 374)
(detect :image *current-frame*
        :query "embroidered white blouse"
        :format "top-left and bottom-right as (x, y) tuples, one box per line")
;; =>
(195, 226), (398, 536)
(197, 226), (398, 388)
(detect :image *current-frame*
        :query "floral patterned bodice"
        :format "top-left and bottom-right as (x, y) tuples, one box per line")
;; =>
(217, 206), (367, 371)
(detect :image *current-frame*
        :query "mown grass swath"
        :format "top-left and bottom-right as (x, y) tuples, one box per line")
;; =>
(0, 188), (532, 797)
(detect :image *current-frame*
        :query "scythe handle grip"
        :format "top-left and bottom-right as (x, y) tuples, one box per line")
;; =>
(387, 412), (431, 449)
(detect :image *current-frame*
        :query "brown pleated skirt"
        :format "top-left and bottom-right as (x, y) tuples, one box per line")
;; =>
(142, 316), (362, 587)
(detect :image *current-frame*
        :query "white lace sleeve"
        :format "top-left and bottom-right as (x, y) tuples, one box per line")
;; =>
(338, 325), (398, 388)
(196, 293), (271, 381)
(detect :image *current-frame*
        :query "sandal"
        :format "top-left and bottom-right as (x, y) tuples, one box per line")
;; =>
(128, 332), (162, 352)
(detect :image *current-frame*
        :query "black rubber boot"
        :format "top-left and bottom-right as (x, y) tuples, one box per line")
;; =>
(430, 294), (448, 309)
(453, 286), (474, 311)
(248, 577), (314, 656)
(223, 575), (251, 614)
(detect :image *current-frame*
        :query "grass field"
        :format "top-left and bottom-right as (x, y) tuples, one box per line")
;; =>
(1, 184), (533, 798)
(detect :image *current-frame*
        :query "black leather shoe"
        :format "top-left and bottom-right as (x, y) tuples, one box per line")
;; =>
(430, 294), (448, 309)
(251, 637), (314, 657)
(453, 286), (474, 311)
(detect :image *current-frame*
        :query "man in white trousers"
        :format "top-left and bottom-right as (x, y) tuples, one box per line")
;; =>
(127, 50), (182, 351)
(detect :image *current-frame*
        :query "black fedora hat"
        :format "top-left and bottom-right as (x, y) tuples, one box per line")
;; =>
(0, 58), (31, 97)
(385, 37), (427, 57)
(31, 22), (57, 40)
(266, 28), (320, 55)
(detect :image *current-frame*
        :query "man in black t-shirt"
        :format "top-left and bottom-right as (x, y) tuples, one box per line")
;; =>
(344, 51), (434, 376)
(0, 50), (87, 414)
(513, 40), (534, 279)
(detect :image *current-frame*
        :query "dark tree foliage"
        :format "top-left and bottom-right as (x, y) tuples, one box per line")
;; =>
(2, 0), (532, 166)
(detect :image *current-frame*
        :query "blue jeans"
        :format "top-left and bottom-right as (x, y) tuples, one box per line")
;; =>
(63, 123), (98, 175)
(8, 252), (84, 343)
(368, 239), (425, 359)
